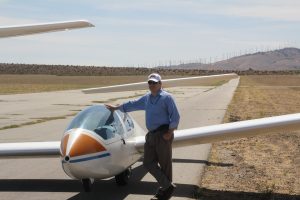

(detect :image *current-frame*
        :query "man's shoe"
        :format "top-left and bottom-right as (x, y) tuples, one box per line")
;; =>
(150, 188), (164, 200)
(161, 184), (176, 200)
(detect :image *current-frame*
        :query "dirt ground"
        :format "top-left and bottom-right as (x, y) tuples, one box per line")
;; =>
(199, 75), (300, 200)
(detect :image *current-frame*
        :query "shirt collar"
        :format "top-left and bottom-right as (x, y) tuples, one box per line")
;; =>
(150, 88), (163, 97)
(157, 89), (163, 95)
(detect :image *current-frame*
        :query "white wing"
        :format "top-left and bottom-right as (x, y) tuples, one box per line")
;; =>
(82, 73), (238, 94)
(134, 113), (300, 150)
(0, 20), (94, 38)
(2, 112), (300, 156)
(0, 141), (60, 158)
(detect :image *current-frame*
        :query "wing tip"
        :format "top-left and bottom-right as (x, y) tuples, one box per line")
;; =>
(74, 19), (95, 27)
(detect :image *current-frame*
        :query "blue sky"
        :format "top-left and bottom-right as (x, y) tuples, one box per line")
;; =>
(1, 0), (300, 67)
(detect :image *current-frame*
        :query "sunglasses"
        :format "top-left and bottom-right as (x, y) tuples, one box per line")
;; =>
(148, 81), (158, 85)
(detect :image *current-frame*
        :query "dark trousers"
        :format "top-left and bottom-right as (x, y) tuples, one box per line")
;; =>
(143, 125), (173, 189)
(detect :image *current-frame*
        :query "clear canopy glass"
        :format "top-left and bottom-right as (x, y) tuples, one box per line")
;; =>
(66, 105), (124, 140)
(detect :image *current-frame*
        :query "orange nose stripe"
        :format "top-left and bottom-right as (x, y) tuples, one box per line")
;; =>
(61, 134), (69, 156)
(69, 134), (106, 157)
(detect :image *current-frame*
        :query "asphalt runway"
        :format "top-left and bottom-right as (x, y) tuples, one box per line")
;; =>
(0, 78), (239, 200)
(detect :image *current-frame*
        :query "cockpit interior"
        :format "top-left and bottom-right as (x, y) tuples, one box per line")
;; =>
(66, 105), (134, 141)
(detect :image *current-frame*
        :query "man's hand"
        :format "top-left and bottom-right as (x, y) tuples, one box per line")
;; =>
(105, 104), (119, 112)
(163, 129), (174, 141)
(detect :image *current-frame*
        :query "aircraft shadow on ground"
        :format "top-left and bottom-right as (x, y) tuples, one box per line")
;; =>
(172, 158), (234, 167)
(0, 163), (197, 199)
(137, 157), (234, 167)
(0, 160), (298, 200)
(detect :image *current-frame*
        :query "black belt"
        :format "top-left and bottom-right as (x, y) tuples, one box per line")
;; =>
(149, 124), (169, 134)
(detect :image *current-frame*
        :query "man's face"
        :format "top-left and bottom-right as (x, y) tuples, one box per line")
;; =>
(148, 80), (161, 94)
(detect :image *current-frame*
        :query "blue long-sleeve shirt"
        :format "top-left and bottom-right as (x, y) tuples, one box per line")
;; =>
(119, 89), (180, 131)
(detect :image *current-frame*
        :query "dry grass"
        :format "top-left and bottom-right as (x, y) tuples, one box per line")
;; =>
(198, 75), (300, 200)
(0, 75), (150, 94)
(0, 74), (228, 94)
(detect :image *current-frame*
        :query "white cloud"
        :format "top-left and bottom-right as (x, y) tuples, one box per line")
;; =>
(0, 16), (37, 26)
(93, 17), (177, 28)
(219, 4), (300, 22)
(168, 0), (300, 22)
(87, 0), (300, 22)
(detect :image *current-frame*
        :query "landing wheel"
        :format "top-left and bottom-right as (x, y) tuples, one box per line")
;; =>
(81, 178), (93, 192)
(115, 167), (132, 186)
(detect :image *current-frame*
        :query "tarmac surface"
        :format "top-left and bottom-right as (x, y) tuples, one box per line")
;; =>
(0, 78), (239, 200)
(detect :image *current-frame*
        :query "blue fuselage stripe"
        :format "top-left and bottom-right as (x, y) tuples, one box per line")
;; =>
(69, 152), (111, 163)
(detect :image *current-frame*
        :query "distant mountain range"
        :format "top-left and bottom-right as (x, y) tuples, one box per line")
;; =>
(161, 48), (300, 71)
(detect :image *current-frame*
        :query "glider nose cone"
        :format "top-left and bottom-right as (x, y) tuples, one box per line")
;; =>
(61, 129), (107, 161)
(68, 133), (106, 158)
(61, 130), (111, 179)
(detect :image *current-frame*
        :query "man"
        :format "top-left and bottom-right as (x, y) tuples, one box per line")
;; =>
(106, 73), (180, 200)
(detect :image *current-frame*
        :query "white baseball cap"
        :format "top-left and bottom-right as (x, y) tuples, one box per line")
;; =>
(148, 73), (161, 82)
